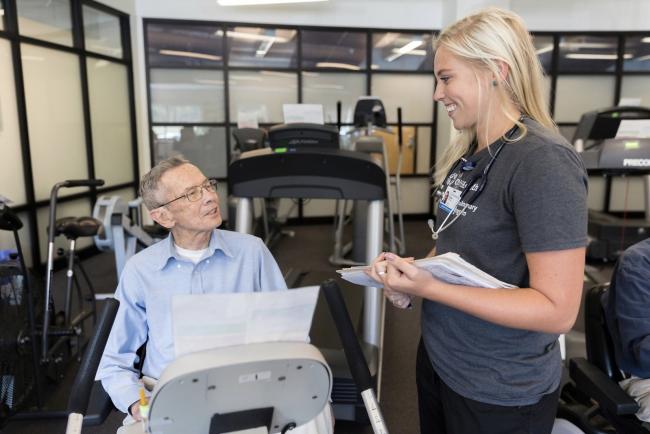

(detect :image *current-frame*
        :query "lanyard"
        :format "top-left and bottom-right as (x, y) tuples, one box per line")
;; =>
(428, 123), (519, 240)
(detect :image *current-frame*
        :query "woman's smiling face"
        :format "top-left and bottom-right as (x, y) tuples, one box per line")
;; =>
(434, 46), (491, 132)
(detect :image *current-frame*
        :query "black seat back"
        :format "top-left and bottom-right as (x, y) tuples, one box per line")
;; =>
(232, 128), (266, 153)
(584, 284), (624, 382)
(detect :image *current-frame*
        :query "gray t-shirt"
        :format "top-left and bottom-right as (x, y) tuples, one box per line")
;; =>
(423, 118), (588, 406)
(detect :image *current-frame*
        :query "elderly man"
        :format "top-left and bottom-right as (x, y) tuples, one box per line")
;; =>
(96, 156), (329, 432)
(603, 237), (650, 424)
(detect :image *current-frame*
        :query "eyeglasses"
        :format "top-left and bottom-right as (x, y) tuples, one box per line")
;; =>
(156, 178), (218, 209)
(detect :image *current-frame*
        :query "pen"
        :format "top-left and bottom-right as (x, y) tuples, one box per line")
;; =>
(139, 386), (150, 431)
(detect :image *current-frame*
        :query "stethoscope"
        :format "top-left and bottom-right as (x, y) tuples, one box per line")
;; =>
(428, 121), (521, 241)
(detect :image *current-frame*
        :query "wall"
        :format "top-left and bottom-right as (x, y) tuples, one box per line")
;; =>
(512, 0), (650, 31)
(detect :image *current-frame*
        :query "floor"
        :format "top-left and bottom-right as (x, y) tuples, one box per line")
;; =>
(1, 219), (613, 434)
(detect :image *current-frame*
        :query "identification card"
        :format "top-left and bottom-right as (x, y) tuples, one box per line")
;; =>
(439, 185), (462, 213)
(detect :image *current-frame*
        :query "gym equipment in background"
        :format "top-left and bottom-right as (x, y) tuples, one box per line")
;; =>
(93, 196), (163, 281)
(229, 132), (386, 422)
(331, 97), (407, 267)
(230, 127), (296, 248)
(573, 106), (650, 262)
(41, 180), (104, 369)
(0, 200), (42, 425)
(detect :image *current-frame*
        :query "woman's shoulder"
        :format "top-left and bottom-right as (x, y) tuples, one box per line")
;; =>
(508, 118), (581, 164)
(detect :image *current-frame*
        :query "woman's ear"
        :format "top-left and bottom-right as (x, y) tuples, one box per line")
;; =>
(494, 60), (510, 84)
(150, 207), (175, 229)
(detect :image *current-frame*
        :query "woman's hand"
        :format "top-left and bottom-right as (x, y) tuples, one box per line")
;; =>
(365, 253), (421, 308)
(382, 253), (439, 298)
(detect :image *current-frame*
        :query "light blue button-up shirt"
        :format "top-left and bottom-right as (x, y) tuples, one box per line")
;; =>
(96, 229), (287, 413)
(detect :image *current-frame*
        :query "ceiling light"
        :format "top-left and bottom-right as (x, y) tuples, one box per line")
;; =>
(255, 39), (274, 58)
(217, 30), (289, 44)
(642, 37), (650, 44)
(565, 53), (633, 60)
(0, 9), (4, 16)
(374, 33), (399, 48)
(315, 62), (361, 71)
(386, 40), (423, 62)
(391, 48), (426, 56)
(560, 42), (616, 49)
(218, 0), (327, 5)
(535, 45), (554, 55)
(159, 49), (222, 61)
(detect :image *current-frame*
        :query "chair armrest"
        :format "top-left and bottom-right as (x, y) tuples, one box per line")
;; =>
(569, 357), (640, 416)
(83, 381), (115, 426)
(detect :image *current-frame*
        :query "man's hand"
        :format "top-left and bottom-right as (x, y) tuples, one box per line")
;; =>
(129, 400), (142, 421)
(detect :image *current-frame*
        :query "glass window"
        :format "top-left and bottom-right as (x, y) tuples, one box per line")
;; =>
(623, 35), (650, 72)
(87, 58), (133, 186)
(610, 178), (646, 211)
(301, 30), (366, 70)
(558, 35), (619, 73)
(302, 72), (365, 123)
(21, 44), (88, 201)
(371, 74), (434, 123)
(587, 176), (606, 211)
(17, 0), (73, 47)
(0, 40), (26, 206)
(152, 126), (228, 178)
(371, 32), (434, 71)
(227, 26), (297, 68)
(532, 35), (554, 74)
(147, 23), (223, 68)
(150, 69), (225, 123)
(435, 102), (453, 167)
(621, 76), (650, 107)
(554, 76), (615, 123)
(228, 70), (297, 123)
(415, 127), (431, 175)
(399, 178), (431, 214)
(83, 6), (123, 58)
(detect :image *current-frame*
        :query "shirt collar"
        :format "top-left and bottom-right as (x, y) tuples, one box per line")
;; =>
(155, 229), (234, 270)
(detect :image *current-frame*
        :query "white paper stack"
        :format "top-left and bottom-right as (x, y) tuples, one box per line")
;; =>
(171, 286), (320, 357)
(337, 252), (517, 289)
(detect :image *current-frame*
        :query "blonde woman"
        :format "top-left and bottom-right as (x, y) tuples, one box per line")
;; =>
(367, 8), (587, 434)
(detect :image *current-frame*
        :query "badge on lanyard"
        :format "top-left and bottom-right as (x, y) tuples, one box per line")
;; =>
(438, 185), (462, 213)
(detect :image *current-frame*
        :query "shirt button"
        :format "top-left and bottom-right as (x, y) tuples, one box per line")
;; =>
(206, 260), (210, 264)
(177, 264), (181, 269)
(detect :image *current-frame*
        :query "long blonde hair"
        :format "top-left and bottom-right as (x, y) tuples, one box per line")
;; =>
(433, 7), (557, 185)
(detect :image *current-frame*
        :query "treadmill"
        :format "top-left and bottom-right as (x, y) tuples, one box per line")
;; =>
(573, 106), (650, 261)
(229, 123), (386, 423)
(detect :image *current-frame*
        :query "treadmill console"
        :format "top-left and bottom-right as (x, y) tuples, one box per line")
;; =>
(581, 138), (650, 174)
(268, 123), (339, 150)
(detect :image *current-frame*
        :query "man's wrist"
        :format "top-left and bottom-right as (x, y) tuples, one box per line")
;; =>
(128, 399), (139, 416)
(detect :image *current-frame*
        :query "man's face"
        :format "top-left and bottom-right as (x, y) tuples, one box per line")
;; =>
(155, 164), (222, 233)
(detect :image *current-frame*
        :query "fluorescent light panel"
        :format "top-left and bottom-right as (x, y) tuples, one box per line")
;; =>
(216, 30), (290, 44)
(535, 45), (554, 55)
(159, 49), (222, 61)
(218, 0), (327, 5)
(386, 40), (423, 62)
(565, 53), (632, 60)
(315, 62), (360, 71)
